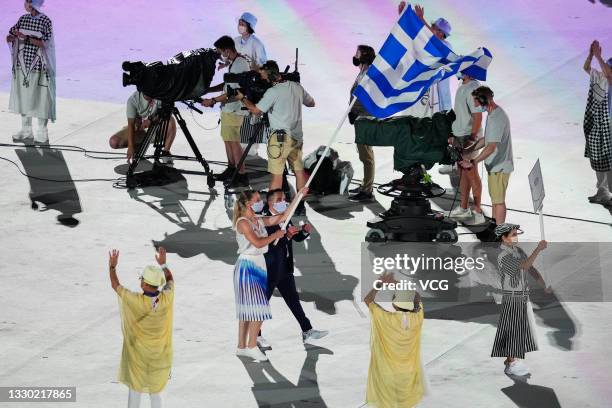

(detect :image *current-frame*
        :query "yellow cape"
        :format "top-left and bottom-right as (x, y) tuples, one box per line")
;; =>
(117, 282), (174, 393)
(366, 302), (425, 408)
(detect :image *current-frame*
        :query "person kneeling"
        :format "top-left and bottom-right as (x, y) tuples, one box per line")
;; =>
(109, 91), (176, 164)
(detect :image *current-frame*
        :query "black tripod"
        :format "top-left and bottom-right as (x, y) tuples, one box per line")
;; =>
(126, 100), (215, 189)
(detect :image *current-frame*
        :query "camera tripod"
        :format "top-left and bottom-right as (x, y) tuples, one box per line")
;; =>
(126, 100), (215, 189)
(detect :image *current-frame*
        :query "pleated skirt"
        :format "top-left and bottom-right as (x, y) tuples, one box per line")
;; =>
(233, 254), (272, 321)
(239, 116), (270, 144)
(491, 293), (538, 359)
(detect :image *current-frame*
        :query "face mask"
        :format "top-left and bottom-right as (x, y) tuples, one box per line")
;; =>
(272, 200), (288, 213)
(251, 200), (264, 213)
(511, 236), (519, 244)
(238, 25), (247, 35)
(352, 56), (361, 67)
(474, 106), (487, 113)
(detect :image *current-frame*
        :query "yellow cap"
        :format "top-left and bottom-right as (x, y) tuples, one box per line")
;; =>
(392, 290), (416, 311)
(141, 265), (166, 287)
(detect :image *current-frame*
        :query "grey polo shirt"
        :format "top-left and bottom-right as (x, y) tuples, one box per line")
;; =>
(451, 79), (481, 138)
(256, 81), (314, 141)
(222, 55), (250, 115)
(484, 106), (514, 173)
(126, 91), (160, 119)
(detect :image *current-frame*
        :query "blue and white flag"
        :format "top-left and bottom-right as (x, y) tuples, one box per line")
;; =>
(353, 5), (493, 118)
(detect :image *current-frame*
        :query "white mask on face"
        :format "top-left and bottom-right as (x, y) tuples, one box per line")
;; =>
(238, 25), (247, 35)
(474, 106), (487, 113)
(511, 236), (519, 244)
(251, 200), (264, 213)
(272, 200), (288, 214)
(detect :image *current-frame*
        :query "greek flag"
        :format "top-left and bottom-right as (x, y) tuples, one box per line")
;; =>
(353, 5), (493, 118)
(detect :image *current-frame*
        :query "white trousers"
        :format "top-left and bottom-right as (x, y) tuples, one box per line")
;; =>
(596, 170), (612, 196)
(128, 389), (162, 408)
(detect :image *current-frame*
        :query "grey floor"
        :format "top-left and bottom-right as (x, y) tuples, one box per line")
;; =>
(1, 1), (611, 407)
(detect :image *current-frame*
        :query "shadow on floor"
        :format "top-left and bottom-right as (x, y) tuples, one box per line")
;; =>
(501, 374), (561, 408)
(240, 345), (333, 408)
(15, 146), (82, 227)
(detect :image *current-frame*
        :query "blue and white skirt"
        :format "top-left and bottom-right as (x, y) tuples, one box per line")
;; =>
(233, 254), (272, 321)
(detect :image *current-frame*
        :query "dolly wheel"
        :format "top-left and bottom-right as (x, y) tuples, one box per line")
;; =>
(366, 228), (386, 242)
(436, 229), (458, 243)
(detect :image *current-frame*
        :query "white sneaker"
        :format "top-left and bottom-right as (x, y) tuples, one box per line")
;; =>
(236, 347), (249, 357)
(12, 127), (34, 142)
(439, 165), (454, 175)
(303, 329), (329, 344)
(256, 336), (272, 350)
(464, 211), (487, 225)
(243, 346), (268, 362)
(449, 206), (472, 219)
(504, 360), (529, 376)
(34, 128), (49, 144)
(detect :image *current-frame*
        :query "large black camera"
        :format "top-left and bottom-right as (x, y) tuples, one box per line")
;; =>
(122, 48), (219, 102)
(223, 67), (301, 104)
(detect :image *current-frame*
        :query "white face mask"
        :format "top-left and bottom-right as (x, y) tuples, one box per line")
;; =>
(511, 236), (519, 244)
(251, 200), (264, 213)
(238, 25), (247, 35)
(474, 106), (486, 113)
(272, 200), (288, 214)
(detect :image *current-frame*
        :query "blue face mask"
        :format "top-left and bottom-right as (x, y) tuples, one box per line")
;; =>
(272, 200), (288, 213)
(474, 106), (487, 113)
(251, 200), (264, 213)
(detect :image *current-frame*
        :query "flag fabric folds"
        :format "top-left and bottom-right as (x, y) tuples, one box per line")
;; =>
(353, 5), (493, 119)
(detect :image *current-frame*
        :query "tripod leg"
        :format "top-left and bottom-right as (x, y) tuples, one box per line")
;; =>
(126, 121), (159, 186)
(226, 129), (256, 188)
(172, 108), (211, 174)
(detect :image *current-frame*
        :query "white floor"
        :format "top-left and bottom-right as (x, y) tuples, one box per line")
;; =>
(1, 1), (611, 407)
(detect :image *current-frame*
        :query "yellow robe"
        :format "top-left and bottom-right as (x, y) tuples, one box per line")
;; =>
(117, 282), (174, 393)
(366, 302), (425, 408)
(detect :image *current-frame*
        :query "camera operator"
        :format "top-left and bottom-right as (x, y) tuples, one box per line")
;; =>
(348, 44), (376, 202)
(201, 36), (251, 187)
(238, 61), (315, 210)
(459, 86), (514, 225)
(109, 91), (176, 164)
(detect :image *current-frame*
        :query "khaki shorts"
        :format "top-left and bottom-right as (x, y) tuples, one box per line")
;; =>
(488, 172), (510, 204)
(111, 126), (147, 147)
(267, 132), (304, 175)
(220, 111), (244, 142)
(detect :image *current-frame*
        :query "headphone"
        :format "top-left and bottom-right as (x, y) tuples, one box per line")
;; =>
(473, 87), (494, 106)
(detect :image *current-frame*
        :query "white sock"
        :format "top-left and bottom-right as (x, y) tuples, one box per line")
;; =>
(128, 389), (141, 408)
(150, 393), (162, 408)
(22, 115), (32, 129)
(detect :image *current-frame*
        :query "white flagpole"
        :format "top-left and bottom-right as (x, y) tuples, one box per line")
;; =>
(538, 205), (545, 240)
(274, 98), (357, 245)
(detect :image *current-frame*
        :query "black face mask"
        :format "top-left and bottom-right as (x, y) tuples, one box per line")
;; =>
(352, 56), (361, 67)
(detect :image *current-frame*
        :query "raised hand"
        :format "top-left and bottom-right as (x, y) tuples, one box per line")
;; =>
(302, 223), (312, 234)
(109, 249), (120, 269)
(398, 1), (407, 14)
(155, 247), (167, 265)
(414, 4), (426, 21)
(537, 240), (548, 251)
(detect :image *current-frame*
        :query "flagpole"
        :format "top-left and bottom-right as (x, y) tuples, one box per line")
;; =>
(274, 98), (357, 245)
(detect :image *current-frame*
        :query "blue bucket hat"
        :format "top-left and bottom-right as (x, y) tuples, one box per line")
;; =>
(31, 0), (44, 11)
(239, 12), (258, 29)
(432, 17), (451, 38)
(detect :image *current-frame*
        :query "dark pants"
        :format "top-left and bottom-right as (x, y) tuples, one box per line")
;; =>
(266, 268), (312, 333)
